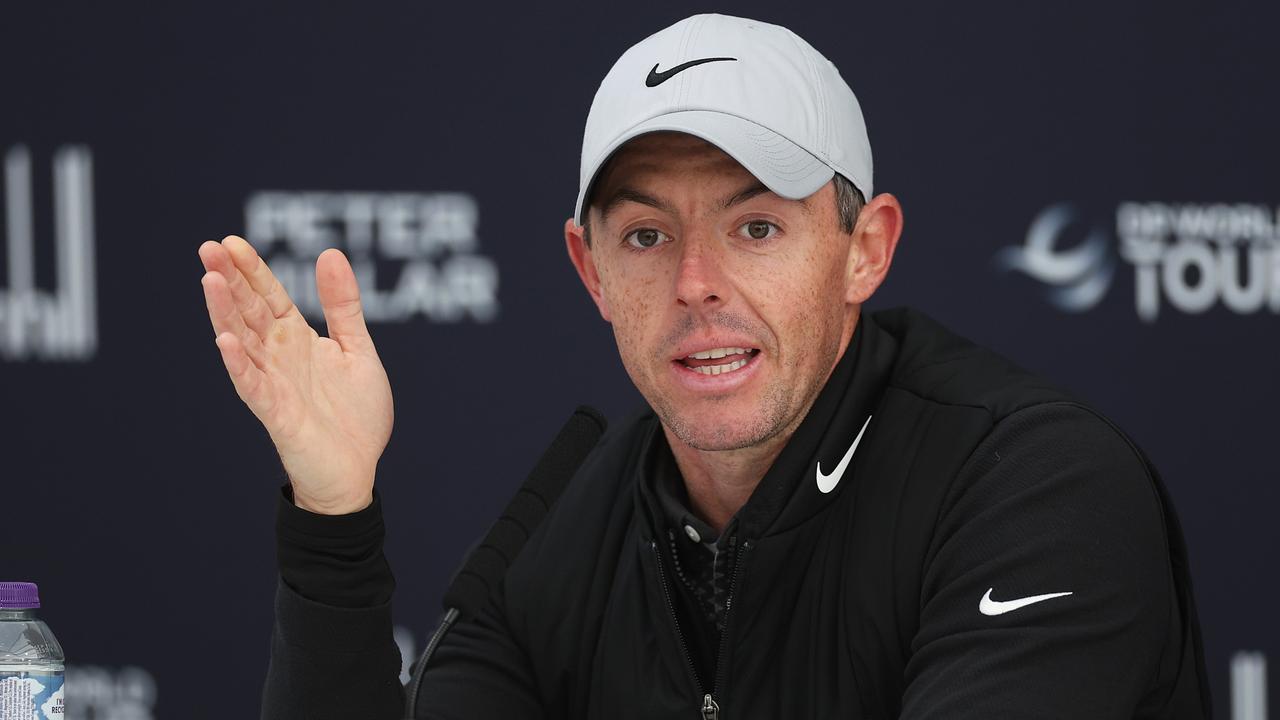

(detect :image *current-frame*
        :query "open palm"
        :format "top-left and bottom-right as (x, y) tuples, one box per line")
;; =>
(199, 235), (393, 515)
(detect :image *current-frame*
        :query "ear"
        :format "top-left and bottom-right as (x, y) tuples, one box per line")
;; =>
(564, 217), (613, 322)
(844, 193), (903, 305)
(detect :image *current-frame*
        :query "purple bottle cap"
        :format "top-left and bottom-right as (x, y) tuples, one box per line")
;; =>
(0, 582), (41, 609)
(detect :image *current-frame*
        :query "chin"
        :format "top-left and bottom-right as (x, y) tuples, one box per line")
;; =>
(670, 422), (759, 452)
(656, 392), (793, 452)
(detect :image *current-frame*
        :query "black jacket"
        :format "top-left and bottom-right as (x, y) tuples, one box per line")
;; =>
(262, 308), (1210, 719)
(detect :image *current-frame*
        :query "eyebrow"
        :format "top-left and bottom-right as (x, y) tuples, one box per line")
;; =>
(721, 181), (772, 209)
(722, 181), (813, 215)
(599, 188), (676, 223)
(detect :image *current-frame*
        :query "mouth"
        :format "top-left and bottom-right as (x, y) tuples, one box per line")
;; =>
(675, 346), (761, 376)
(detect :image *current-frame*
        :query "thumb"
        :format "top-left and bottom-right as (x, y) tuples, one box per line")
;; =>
(316, 248), (374, 353)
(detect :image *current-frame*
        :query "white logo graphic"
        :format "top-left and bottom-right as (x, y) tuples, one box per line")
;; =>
(816, 414), (872, 494)
(1231, 651), (1268, 720)
(997, 202), (1280, 322)
(1119, 203), (1280, 321)
(994, 204), (1116, 312)
(1, 145), (97, 360)
(64, 664), (157, 719)
(394, 624), (417, 685)
(245, 191), (499, 324)
(978, 587), (1073, 616)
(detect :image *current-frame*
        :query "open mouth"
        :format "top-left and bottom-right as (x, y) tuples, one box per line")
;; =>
(676, 347), (761, 376)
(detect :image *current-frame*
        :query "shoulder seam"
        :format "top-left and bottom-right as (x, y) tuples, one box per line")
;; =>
(884, 382), (1069, 420)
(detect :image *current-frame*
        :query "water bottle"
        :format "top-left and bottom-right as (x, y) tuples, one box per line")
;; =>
(0, 582), (65, 719)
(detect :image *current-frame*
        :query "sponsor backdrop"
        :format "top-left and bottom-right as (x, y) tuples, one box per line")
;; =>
(2, 1), (1275, 717)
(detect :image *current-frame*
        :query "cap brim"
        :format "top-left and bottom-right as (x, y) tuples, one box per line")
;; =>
(574, 110), (834, 225)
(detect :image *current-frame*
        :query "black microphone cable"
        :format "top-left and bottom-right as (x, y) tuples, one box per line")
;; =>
(403, 406), (607, 718)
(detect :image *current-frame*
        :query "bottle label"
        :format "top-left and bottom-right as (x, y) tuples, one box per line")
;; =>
(0, 671), (64, 719)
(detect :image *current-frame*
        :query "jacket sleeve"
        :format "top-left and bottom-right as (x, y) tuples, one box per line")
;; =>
(408, 591), (547, 720)
(260, 486), (404, 719)
(262, 578), (405, 719)
(899, 403), (1191, 719)
(260, 486), (545, 720)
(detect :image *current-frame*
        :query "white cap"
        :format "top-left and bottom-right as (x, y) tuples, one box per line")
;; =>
(575, 13), (873, 225)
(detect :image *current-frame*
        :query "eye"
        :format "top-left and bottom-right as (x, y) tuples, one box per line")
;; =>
(739, 220), (779, 241)
(625, 227), (670, 249)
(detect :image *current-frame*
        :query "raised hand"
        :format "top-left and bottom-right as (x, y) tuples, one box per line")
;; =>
(199, 236), (393, 515)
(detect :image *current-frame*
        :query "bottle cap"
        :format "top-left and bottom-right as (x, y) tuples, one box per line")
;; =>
(0, 582), (41, 609)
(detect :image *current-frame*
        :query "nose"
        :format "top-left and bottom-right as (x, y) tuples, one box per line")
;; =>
(674, 234), (727, 309)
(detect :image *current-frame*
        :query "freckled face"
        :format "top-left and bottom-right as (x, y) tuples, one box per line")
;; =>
(586, 133), (858, 451)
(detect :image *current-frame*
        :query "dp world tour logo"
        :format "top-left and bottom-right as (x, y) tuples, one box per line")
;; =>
(0, 145), (97, 360)
(996, 202), (1280, 322)
(994, 204), (1116, 313)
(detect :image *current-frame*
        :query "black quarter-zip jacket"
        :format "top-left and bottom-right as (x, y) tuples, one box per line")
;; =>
(262, 308), (1210, 719)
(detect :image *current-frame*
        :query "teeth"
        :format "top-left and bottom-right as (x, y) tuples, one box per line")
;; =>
(689, 357), (750, 375)
(687, 347), (748, 360)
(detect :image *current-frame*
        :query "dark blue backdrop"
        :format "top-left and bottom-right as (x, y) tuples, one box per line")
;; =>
(2, 2), (1275, 717)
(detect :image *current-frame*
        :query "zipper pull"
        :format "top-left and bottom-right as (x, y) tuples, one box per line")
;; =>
(701, 693), (720, 720)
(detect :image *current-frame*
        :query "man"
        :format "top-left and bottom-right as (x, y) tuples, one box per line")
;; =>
(199, 14), (1209, 719)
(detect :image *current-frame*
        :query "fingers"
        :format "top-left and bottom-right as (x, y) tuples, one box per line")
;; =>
(201, 236), (371, 359)
(214, 331), (273, 419)
(316, 248), (375, 355)
(222, 235), (297, 320)
(198, 240), (275, 337)
(201, 271), (268, 367)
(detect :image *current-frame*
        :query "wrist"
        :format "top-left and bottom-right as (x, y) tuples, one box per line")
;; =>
(276, 484), (393, 608)
(290, 485), (375, 516)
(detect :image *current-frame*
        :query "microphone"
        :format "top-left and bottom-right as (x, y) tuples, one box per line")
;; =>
(443, 404), (607, 618)
(404, 405), (607, 717)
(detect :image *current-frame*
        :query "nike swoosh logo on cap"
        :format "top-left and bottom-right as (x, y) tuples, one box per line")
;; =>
(645, 57), (737, 87)
(815, 415), (872, 494)
(979, 588), (1074, 616)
